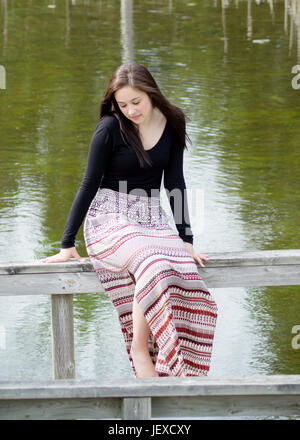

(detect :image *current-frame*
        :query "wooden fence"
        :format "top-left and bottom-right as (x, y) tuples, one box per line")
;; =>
(1, 376), (300, 420)
(0, 249), (300, 419)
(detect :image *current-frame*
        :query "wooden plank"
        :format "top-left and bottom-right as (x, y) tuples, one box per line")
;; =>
(204, 249), (300, 267)
(1, 394), (299, 419)
(0, 272), (102, 295)
(1, 376), (300, 399)
(0, 376), (300, 420)
(1, 250), (300, 296)
(1, 263), (300, 296)
(122, 397), (152, 420)
(1, 250), (300, 275)
(0, 398), (121, 420)
(200, 264), (300, 287)
(51, 295), (75, 379)
(151, 394), (300, 418)
(0, 258), (93, 275)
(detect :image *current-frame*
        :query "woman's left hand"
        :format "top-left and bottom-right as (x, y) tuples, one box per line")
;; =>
(183, 242), (209, 267)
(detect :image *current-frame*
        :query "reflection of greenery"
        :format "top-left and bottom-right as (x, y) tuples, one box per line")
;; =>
(74, 293), (110, 335)
(0, 0), (123, 256)
(246, 286), (300, 374)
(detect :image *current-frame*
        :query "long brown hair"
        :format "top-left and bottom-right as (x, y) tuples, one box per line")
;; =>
(99, 62), (191, 168)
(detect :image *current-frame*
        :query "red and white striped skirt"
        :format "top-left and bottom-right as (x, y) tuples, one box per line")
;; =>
(83, 187), (217, 377)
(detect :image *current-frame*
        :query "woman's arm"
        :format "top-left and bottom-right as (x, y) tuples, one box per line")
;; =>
(164, 129), (208, 267)
(60, 120), (113, 248)
(42, 118), (114, 263)
(163, 136), (193, 245)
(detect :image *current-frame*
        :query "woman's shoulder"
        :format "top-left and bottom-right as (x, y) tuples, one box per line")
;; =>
(96, 113), (120, 132)
(93, 114), (121, 151)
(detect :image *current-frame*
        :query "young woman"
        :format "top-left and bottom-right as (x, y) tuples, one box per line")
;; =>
(42, 62), (218, 378)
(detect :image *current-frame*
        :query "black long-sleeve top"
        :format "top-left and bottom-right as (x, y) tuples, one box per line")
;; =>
(61, 114), (193, 248)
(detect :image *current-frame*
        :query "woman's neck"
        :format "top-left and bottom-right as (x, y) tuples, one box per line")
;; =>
(135, 107), (165, 131)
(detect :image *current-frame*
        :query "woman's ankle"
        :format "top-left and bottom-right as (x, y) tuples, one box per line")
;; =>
(130, 348), (158, 378)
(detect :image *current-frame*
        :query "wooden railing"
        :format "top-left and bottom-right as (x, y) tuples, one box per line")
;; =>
(1, 375), (300, 420)
(0, 249), (300, 419)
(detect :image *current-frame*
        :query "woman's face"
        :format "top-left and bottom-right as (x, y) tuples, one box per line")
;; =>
(114, 86), (153, 125)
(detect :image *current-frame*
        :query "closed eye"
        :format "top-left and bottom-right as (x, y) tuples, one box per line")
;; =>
(120, 101), (140, 108)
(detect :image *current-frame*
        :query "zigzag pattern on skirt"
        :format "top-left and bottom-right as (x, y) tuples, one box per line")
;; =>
(83, 187), (218, 377)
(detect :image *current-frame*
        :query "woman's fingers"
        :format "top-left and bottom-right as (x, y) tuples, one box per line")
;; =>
(41, 249), (73, 264)
(196, 257), (205, 267)
(73, 250), (83, 261)
(41, 247), (84, 264)
(199, 254), (209, 261)
(194, 254), (209, 267)
(41, 255), (67, 263)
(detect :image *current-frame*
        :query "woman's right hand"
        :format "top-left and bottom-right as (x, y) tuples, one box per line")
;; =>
(41, 247), (83, 263)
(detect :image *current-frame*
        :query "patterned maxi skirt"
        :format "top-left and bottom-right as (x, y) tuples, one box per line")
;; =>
(83, 187), (218, 377)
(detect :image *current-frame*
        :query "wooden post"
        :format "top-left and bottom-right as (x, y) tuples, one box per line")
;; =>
(122, 397), (152, 420)
(51, 294), (75, 379)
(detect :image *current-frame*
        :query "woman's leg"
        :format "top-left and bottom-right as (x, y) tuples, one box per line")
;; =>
(130, 294), (159, 378)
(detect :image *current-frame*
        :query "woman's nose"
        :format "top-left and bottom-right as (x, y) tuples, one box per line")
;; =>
(128, 106), (136, 115)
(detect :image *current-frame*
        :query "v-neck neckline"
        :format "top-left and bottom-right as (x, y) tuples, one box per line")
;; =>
(111, 113), (168, 152)
(142, 121), (168, 152)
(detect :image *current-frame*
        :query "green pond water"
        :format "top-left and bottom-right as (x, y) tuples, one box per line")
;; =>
(0, 0), (299, 385)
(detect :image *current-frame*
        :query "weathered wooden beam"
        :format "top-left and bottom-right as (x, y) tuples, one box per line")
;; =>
(1, 250), (300, 275)
(0, 272), (102, 295)
(51, 294), (75, 380)
(2, 375), (299, 399)
(0, 376), (299, 420)
(0, 397), (121, 420)
(200, 264), (300, 287)
(1, 250), (300, 295)
(122, 397), (152, 420)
